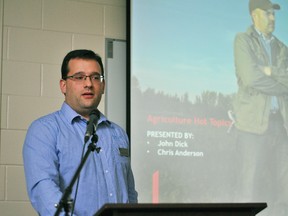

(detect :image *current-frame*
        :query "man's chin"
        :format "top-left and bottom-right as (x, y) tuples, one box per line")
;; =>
(83, 104), (99, 112)
(269, 25), (275, 32)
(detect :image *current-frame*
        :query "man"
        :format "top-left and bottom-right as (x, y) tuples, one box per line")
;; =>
(23, 49), (138, 216)
(233, 0), (288, 214)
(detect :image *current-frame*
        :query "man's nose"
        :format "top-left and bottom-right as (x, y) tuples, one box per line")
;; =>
(84, 76), (93, 86)
(269, 13), (275, 21)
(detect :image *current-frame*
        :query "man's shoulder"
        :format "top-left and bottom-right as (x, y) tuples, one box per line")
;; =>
(28, 110), (62, 130)
(272, 35), (288, 50)
(236, 26), (255, 38)
(234, 28), (259, 49)
(104, 120), (128, 139)
(109, 121), (126, 132)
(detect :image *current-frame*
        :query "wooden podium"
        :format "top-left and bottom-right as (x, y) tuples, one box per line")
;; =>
(94, 203), (267, 216)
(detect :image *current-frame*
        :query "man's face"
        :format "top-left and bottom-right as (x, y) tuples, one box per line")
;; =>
(252, 8), (275, 37)
(60, 58), (105, 118)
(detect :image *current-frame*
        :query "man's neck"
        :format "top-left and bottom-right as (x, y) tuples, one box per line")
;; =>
(254, 26), (272, 40)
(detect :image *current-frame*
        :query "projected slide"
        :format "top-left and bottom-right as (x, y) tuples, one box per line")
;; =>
(130, 0), (288, 215)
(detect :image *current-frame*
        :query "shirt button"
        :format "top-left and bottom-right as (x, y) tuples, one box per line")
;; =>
(109, 193), (113, 197)
(105, 170), (109, 173)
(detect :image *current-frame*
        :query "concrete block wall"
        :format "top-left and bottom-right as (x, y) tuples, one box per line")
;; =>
(0, 0), (127, 215)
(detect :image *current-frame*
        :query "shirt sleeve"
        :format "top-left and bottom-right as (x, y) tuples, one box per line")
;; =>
(23, 118), (75, 216)
(127, 163), (138, 203)
(270, 43), (288, 88)
(234, 33), (288, 96)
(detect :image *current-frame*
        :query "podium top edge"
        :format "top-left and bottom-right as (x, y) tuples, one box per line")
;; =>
(94, 203), (267, 216)
(100, 203), (267, 208)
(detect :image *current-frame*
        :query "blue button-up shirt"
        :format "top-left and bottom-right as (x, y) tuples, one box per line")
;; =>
(23, 102), (138, 216)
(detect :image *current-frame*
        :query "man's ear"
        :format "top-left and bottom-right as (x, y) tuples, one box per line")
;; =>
(101, 80), (105, 94)
(251, 9), (258, 23)
(60, 79), (67, 95)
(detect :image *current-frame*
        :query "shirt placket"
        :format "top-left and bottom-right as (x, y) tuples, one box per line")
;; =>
(97, 131), (118, 202)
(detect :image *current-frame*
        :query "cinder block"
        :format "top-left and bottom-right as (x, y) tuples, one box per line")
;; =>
(0, 130), (26, 165)
(105, 5), (126, 39)
(6, 166), (28, 201)
(0, 166), (5, 200)
(8, 28), (72, 64)
(43, 0), (104, 35)
(1, 95), (8, 129)
(73, 34), (105, 57)
(2, 60), (41, 96)
(77, 0), (126, 6)
(42, 64), (63, 98)
(4, 0), (42, 29)
(2, 27), (8, 60)
(8, 96), (63, 130)
(0, 201), (37, 216)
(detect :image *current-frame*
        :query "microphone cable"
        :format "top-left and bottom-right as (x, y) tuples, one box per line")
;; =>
(70, 139), (87, 216)
(70, 110), (99, 215)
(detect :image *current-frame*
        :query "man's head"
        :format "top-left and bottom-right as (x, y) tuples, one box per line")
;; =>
(249, 0), (280, 37)
(60, 49), (105, 118)
(61, 49), (104, 79)
(249, 0), (280, 14)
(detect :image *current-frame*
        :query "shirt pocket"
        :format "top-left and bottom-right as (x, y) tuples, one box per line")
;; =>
(113, 147), (129, 164)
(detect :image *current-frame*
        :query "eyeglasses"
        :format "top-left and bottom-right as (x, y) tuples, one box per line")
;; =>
(65, 73), (104, 83)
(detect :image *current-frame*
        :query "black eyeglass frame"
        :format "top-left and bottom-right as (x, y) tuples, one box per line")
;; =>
(64, 73), (104, 83)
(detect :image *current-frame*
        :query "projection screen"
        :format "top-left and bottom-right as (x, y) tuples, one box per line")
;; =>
(129, 1), (288, 215)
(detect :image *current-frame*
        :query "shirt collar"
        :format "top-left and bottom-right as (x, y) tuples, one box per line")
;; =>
(60, 102), (110, 125)
(254, 26), (274, 42)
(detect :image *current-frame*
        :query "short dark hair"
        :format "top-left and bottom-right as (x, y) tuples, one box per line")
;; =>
(61, 49), (104, 79)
